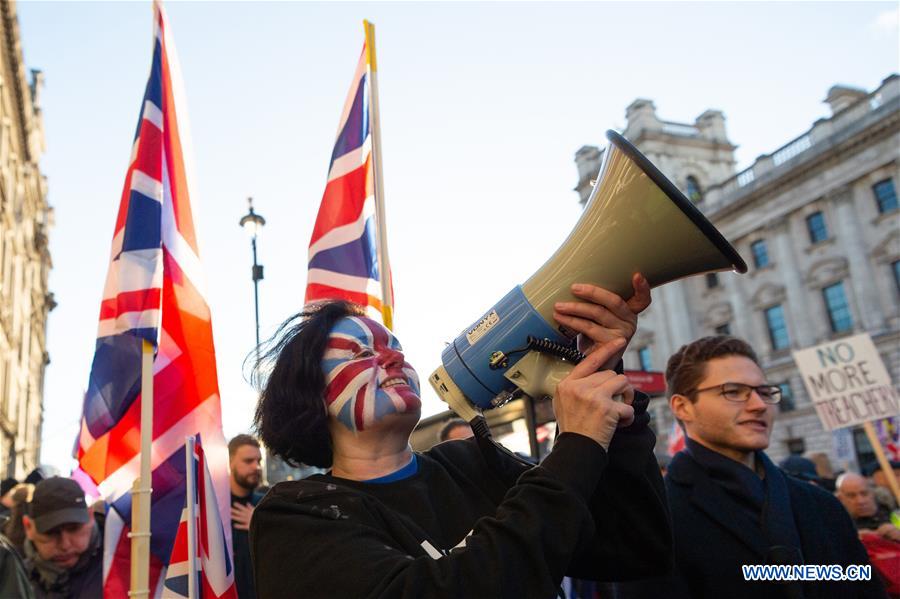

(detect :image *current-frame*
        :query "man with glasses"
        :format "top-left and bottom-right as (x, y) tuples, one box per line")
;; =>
(661, 335), (883, 598)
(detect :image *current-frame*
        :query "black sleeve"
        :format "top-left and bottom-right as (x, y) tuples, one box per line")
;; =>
(567, 391), (674, 581)
(0, 542), (33, 599)
(251, 434), (609, 599)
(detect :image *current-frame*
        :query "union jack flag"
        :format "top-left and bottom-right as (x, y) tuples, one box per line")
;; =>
(305, 24), (394, 328)
(163, 438), (236, 599)
(75, 2), (232, 595)
(667, 420), (685, 456)
(876, 417), (900, 462)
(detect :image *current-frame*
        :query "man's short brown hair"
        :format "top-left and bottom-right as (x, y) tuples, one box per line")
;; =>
(438, 419), (470, 442)
(665, 335), (760, 400)
(228, 434), (260, 459)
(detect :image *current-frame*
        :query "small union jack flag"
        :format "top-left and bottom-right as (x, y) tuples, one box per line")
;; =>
(667, 420), (685, 456)
(163, 438), (236, 599)
(305, 23), (394, 328)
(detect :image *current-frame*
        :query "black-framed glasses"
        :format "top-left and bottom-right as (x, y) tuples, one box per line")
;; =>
(688, 382), (782, 404)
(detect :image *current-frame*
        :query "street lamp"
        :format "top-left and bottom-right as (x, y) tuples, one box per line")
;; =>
(239, 197), (265, 353)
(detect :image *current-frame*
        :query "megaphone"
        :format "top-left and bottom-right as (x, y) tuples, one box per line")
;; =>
(429, 130), (748, 424)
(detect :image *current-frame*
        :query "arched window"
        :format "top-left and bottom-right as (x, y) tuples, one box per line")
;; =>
(686, 175), (703, 202)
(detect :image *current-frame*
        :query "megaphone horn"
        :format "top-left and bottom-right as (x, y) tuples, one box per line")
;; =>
(430, 130), (748, 423)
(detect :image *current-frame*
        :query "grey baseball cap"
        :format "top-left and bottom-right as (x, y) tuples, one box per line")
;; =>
(28, 477), (89, 534)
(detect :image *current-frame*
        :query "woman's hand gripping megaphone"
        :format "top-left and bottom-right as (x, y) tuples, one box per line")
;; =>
(550, 274), (652, 450)
(551, 273), (652, 371)
(554, 337), (636, 451)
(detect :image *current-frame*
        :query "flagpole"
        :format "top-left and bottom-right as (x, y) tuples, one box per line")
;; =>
(129, 339), (154, 598)
(185, 436), (199, 599)
(363, 20), (394, 331)
(863, 421), (900, 507)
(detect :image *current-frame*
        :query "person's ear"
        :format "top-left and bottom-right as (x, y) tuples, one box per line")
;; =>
(670, 394), (694, 426)
(22, 515), (35, 540)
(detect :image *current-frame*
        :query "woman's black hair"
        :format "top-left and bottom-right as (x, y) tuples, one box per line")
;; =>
(251, 300), (364, 468)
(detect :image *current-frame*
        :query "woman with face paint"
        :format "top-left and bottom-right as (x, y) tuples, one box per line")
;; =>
(250, 277), (672, 598)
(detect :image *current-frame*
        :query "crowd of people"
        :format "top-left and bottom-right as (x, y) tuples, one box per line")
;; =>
(0, 280), (897, 597)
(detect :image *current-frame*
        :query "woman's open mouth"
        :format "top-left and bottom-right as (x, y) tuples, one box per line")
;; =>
(381, 377), (407, 389)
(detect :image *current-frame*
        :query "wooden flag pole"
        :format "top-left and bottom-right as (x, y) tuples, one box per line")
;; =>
(185, 436), (198, 599)
(863, 421), (900, 507)
(363, 20), (394, 331)
(129, 339), (154, 598)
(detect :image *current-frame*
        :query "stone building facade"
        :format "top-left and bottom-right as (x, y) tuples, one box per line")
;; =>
(574, 74), (900, 470)
(0, 0), (52, 479)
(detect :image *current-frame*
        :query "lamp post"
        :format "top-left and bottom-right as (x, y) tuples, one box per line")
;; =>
(239, 197), (265, 356)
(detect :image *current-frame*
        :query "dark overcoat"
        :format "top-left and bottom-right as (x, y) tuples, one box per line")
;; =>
(662, 449), (886, 598)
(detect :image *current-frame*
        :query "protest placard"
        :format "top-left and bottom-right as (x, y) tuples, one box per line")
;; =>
(793, 333), (899, 431)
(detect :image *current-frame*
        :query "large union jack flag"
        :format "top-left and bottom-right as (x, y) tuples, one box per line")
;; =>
(75, 2), (232, 595)
(305, 28), (394, 328)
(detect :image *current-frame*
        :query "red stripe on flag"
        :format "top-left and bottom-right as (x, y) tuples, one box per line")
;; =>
(305, 284), (382, 313)
(104, 526), (165, 597)
(159, 43), (199, 255)
(132, 116), (164, 182)
(99, 288), (163, 321)
(309, 164), (369, 247)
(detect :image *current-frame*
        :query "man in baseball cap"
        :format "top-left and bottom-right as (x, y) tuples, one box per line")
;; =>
(22, 477), (101, 598)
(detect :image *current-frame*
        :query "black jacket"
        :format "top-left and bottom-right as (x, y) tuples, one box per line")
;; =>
(0, 533), (33, 599)
(663, 448), (885, 599)
(251, 398), (671, 598)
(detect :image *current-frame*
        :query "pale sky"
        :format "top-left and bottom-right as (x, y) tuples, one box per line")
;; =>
(16, 1), (899, 473)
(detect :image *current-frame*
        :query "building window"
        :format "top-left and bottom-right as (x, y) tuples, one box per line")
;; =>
(893, 260), (900, 295)
(751, 240), (769, 268)
(705, 273), (719, 289)
(806, 211), (828, 244)
(686, 176), (703, 202)
(638, 347), (653, 371)
(779, 382), (796, 412)
(873, 179), (898, 214)
(715, 323), (731, 336)
(823, 281), (853, 334)
(764, 304), (790, 351)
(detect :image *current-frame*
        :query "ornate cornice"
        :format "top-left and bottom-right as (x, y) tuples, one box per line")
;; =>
(804, 256), (850, 288)
(750, 283), (787, 309)
(871, 229), (900, 264)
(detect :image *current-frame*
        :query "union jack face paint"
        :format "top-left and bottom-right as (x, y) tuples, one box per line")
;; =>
(322, 317), (421, 432)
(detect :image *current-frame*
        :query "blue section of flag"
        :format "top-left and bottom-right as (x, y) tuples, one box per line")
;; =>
(122, 190), (162, 252)
(144, 40), (164, 109)
(329, 73), (368, 168)
(133, 39), (164, 142)
(83, 334), (143, 438)
(111, 445), (187, 563)
(165, 574), (190, 596)
(307, 218), (378, 279)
